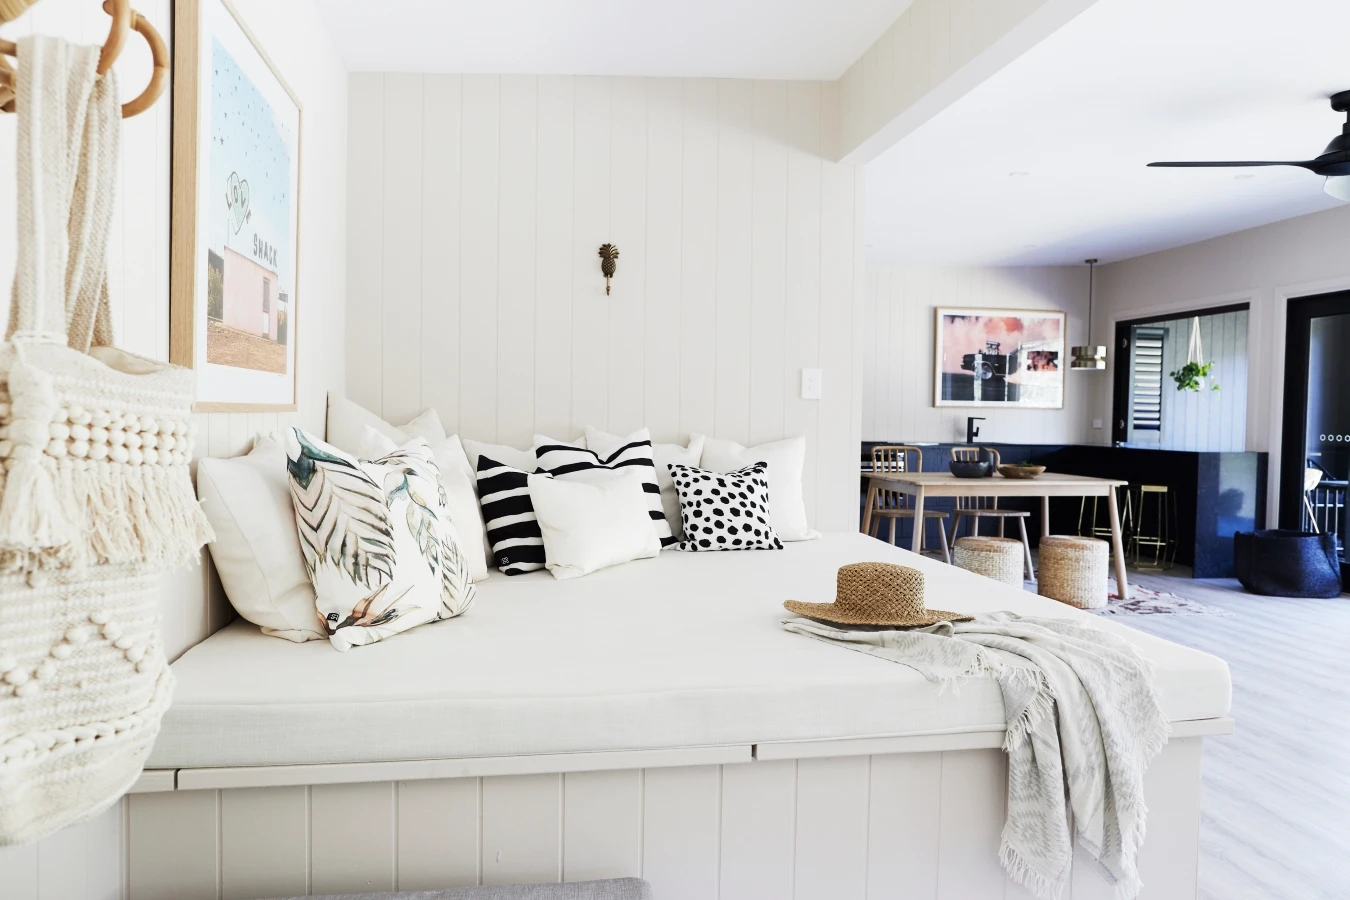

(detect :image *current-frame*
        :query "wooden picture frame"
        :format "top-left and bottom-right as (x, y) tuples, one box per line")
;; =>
(171, 0), (302, 412)
(932, 307), (1067, 409)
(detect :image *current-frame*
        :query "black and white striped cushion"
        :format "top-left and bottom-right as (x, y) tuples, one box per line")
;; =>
(476, 455), (547, 575)
(534, 439), (674, 547)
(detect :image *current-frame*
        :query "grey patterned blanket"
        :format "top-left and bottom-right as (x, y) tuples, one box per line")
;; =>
(782, 612), (1168, 900)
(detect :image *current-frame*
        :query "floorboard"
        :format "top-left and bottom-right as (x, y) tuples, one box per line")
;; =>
(1117, 566), (1350, 900)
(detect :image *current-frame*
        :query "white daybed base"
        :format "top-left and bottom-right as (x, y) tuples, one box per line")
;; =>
(125, 717), (1232, 900)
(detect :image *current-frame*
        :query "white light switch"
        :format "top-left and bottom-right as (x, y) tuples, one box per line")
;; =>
(801, 368), (823, 401)
(1092, 419), (1103, 430)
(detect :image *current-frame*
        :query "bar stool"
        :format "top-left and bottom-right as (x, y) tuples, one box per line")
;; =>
(1077, 485), (1132, 557)
(948, 447), (1034, 579)
(1128, 484), (1177, 569)
(868, 445), (951, 563)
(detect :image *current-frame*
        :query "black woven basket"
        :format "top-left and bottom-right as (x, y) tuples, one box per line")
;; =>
(1233, 530), (1342, 598)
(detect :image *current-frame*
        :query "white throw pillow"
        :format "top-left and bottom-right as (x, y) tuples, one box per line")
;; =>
(535, 431), (673, 548)
(461, 435), (585, 476)
(527, 470), (661, 579)
(586, 427), (705, 539)
(285, 428), (476, 651)
(326, 393), (446, 455)
(197, 436), (322, 642)
(361, 428), (490, 583)
(695, 434), (819, 542)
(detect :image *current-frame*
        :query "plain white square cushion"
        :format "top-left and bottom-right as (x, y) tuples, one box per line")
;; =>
(462, 436), (585, 476)
(585, 427), (705, 539)
(196, 436), (322, 642)
(361, 428), (491, 583)
(695, 434), (819, 542)
(326, 393), (446, 455)
(527, 470), (661, 580)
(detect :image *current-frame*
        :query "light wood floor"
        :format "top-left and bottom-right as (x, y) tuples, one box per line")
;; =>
(1102, 565), (1349, 900)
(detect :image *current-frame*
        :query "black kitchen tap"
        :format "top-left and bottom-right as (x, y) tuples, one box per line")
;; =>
(966, 417), (985, 444)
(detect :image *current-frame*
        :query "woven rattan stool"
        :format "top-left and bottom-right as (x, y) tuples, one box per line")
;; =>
(1038, 535), (1109, 609)
(952, 536), (1024, 588)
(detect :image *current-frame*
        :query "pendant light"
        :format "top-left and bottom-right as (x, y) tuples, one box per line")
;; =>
(1070, 258), (1106, 370)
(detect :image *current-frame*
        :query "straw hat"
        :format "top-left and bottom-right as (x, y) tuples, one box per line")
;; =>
(784, 562), (972, 628)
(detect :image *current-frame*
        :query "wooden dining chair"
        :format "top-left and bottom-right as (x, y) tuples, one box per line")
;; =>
(869, 445), (951, 563)
(948, 447), (1034, 579)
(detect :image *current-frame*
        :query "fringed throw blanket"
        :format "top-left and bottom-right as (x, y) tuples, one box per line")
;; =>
(782, 612), (1168, 900)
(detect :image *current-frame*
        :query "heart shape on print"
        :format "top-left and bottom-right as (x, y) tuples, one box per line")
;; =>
(225, 171), (251, 235)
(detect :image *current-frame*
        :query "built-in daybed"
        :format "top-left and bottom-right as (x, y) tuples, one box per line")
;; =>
(127, 533), (1232, 900)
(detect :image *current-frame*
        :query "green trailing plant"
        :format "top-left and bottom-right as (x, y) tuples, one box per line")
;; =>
(1170, 361), (1220, 392)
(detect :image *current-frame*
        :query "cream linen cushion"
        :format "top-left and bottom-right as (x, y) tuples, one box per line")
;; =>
(284, 429), (476, 651)
(527, 469), (661, 580)
(196, 435), (323, 642)
(325, 393), (446, 455)
(585, 427), (705, 539)
(695, 434), (819, 542)
(360, 427), (490, 583)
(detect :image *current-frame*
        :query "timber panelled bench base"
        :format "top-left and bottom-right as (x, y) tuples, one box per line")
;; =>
(125, 535), (1233, 899)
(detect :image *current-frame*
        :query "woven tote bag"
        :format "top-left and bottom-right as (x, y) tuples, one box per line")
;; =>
(0, 36), (213, 845)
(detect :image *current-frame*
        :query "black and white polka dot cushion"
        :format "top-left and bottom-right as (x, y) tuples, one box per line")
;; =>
(667, 462), (783, 552)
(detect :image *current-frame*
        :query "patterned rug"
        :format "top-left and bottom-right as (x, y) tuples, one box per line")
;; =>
(1022, 580), (1232, 616)
(1095, 583), (1232, 617)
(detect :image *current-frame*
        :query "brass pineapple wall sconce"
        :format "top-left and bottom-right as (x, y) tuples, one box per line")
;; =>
(598, 243), (619, 295)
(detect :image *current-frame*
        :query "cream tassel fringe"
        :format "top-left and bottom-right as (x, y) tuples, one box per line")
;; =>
(0, 359), (76, 561)
(0, 452), (214, 575)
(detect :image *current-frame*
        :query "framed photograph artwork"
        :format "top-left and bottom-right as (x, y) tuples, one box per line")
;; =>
(933, 308), (1066, 409)
(171, 0), (301, 411)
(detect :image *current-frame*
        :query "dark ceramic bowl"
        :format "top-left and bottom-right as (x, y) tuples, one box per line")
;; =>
(949, 460), (991, 479)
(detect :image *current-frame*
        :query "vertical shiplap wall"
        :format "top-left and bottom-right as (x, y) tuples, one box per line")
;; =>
(1124, 311), (1249, 452)
(347, 75), (866, 531)
(0, 1), (348, 893)
(862, 265), (1094, 445)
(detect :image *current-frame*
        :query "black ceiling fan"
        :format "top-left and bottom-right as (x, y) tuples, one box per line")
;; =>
(1148, 90), (1350, 200)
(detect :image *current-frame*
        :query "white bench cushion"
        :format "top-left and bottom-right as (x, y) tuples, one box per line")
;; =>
(149, 533), (1231, 769)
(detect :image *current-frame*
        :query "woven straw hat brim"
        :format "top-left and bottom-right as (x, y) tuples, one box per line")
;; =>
(782, 599), (972, 628)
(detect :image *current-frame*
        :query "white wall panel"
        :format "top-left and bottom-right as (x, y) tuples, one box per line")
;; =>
(640, 765), (721, 900)
(795, 756), (870, 900)
(867, 751), (941, 900)
(128, 790), (219, 900)
(397, 777), (481, 890)
(348, 73), (864, 529)
(719, 759), (796, 900)
(311, 782), (396, 894)
(936, 750), (1009, 900)
(862, 265), (1094, 446)
(562, 769), (642, 880)
(221, 786), (308, 900)
(481, 773), (562, 885)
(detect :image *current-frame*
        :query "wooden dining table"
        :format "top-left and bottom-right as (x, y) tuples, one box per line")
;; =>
(861, 471), (1133, 600)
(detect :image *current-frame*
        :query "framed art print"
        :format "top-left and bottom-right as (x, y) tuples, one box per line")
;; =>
(933, 308), (1066, 409)
(171, 0), (301, 411)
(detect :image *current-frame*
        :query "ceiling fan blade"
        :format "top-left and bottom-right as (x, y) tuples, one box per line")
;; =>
(1147, 160), (1319, 169)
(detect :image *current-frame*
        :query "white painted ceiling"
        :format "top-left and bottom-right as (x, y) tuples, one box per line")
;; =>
(866, 0), (1350, 267)
(312, 0), (912, 80)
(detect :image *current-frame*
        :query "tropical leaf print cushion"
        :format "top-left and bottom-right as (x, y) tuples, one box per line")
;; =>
(284, 427), (476, 651)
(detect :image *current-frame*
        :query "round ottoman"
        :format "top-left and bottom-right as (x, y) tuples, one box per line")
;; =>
(1038, 535), (1109, 609)
(953, 536), (1024, 588)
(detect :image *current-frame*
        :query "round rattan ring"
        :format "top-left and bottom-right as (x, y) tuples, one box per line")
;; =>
(784, 562), (971, 628)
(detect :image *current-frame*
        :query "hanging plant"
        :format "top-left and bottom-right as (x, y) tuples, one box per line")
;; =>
(1170, 316), (1220, 392)
(1170, 360), (1219, 392)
